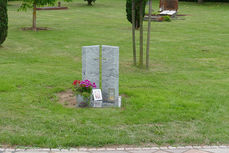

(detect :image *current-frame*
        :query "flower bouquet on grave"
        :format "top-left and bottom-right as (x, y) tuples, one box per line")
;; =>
(72, 80), (96, 107)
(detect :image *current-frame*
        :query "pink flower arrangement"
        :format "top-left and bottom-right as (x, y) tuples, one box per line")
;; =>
(72, 80), (96, 97)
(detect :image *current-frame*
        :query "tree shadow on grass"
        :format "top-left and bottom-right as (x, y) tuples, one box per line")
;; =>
(69, 2), (111, 9)
(21, 27), (51, 31)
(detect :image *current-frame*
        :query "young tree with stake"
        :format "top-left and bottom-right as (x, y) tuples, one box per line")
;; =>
(126, 0), (147, 66)
(19, 0), (71, 31)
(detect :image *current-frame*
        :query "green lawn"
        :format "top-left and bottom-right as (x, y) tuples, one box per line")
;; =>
(0, 0), (229, 148)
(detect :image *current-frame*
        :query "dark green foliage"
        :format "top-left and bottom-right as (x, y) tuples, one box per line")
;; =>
(126, 0), (146, 29)
(19, 0), (72, 10)
(0, 0), (8, 45)
(84, 0), (96, 5)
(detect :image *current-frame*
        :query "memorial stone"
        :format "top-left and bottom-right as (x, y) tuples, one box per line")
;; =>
(82, 45), (100, 88)
(102, 45), (119, 106)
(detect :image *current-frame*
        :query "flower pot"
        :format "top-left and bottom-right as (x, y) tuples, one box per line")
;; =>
(76, 94), (90, 108)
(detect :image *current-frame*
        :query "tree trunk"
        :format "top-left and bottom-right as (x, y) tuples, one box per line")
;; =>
(132, 0), (137, 65)
(32, 3), (37, 31)
(88, 0), (92, 5)
(139, 0), (144, 67)
(146, 0), (152, 69)
(198, 0), (203, 3)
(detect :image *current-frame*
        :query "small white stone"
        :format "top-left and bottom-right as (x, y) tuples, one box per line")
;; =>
(0, 148), (5, 151)
(116, 148), (125, 151)
(192, 146), (202, 149)
(133, 148), (142, 150)
(51, 149), (61, 152)
(184, 146), (193, 149)
(60, 149), (69, 152)
(150, 147), (159, 150)
(159, 147), (168, 150)
(87, 148), (97, 151)
(96, 148), (106, 151)
(106, 148), (116, 151)
(168, 146), (176, 149)
(142, 147), (151, 150)
(176, 146), (185, 149)
(5, 149), (15, 152)
(78, 148), (87, 151)
(68, 148), (78, 152)
(219, 146), (228, 148)
(125, 148), (134, 150)
(15, 149), (26, 151)
(39, 148), (51, 151)
(202, 146), (212, 149)
(17, 152), (48, 153)
(211, 146), (219, 149)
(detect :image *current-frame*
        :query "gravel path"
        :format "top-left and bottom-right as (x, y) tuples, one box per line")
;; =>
(1, 146), (229, 153)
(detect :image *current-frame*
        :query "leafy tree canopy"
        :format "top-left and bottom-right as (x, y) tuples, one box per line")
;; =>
(19, 0), (72, 10)
(126, 0), (147, 29)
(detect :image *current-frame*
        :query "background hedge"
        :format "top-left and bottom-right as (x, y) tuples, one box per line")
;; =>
(0, 0), (8, 45)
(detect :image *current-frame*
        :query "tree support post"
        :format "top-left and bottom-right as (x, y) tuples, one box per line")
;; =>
(132, 0), (137, 65)
(146, 0), (152, 69)
(32, 3), (37, 31)
(139, 0), (144, 67)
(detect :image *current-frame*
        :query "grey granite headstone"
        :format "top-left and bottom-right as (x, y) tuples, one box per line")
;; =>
(82, 45), (100, 88)
(102, 45), (119, 105)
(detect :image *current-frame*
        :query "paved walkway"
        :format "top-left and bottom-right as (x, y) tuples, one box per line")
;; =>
(1, 146), (229, 153)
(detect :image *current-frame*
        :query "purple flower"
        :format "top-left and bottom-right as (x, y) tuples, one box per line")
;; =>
(92, 83), (96, 88)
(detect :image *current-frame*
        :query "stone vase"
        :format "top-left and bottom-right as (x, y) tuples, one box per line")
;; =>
(76, 94), (90, 108)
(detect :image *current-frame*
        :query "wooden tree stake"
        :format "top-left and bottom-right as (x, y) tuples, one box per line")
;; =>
(146, 0), (152, 69)
(32, 3), (37, 31)
(139, 0), (144, 67)
(132, 0), (137, 65)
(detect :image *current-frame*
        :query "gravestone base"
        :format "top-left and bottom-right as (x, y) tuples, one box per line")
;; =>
(90, 96), (122, 108)
(102, 101), (118, 108)
(91, 100), (103, 108)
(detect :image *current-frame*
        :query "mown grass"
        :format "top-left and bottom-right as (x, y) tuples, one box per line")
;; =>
(0, 0), (229, 148)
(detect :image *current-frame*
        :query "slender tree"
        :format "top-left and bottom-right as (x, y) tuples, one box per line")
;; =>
(0, 0), (8, 45)
(132, 0), (137, 65)
(126, 0), (146, 67)
(198, 0), (203, 3)
(146, 0), (152, 68)
(19, 0), (71, 31)
(139, 0), (144, 67)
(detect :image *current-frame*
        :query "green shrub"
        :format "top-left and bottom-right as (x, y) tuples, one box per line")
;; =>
(162, 16), (171, 22)
(0, 0), (8, 45)
(126, 0), (147, 29)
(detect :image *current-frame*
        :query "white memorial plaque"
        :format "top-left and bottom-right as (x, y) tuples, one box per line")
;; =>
(92, 89), (103, 101)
